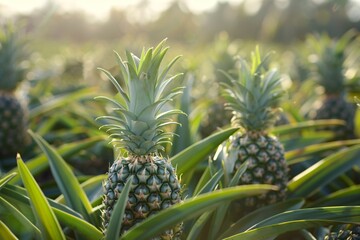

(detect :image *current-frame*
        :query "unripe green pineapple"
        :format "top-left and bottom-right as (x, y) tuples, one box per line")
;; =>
(221, 47), (289, 216)
(98, 40), (183, 238)
(0, 24), (28, 168)
(308, 31), (357, 140)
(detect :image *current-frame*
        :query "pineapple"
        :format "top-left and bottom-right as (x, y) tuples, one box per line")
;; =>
(309, 32), (357, 140)
(98, 40), (183, 238)
(221, 47), (289, 216)
(325, 224), (360, 240)
(0, 24), (28, 169)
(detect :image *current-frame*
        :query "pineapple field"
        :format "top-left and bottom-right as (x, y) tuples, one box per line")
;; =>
(1, 1), (360, 239)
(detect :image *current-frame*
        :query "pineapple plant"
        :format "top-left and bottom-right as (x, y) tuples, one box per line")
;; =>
(98, 40), (184, 238)
(0, 23), (28, 169)
(221, 47), (289, 217)
(308, 31), (357, 140)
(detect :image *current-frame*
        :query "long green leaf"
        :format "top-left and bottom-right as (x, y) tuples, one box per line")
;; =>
(196, 169), (223, 196)
(208, 161), (249, 240)
(53, 208), (103, 240)
(288, 144), (360, 198)
(193, 167), (212, 197)
(218, 198), (305, 239)
(56, 174), (106, 205)
(281, 131), (334, 152)
(0, 196), (41, 238)
(0, 221), (17, 240)
(171, 127), (238, 175)
(7, 136), (104, 184)
(285, 139), (360, 164)
(105, 176), (133, 240)
(1, 185), (82, 219)
(186, 211), (213, 240)
(271, 119), (345, 135)
(308, 185), (360, 207)
(0, 185), (101, 239)
(17, 155), (65, 240)
(29, 87), (97, 119)
(28, 131), (94, 222)
(121, 184), (277, 240)
(225, 206), (360, 240)
(0, 173), (16, 189)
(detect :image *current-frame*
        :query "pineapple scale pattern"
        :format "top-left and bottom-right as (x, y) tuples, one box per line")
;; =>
(229, 132), (288, 215)
(0, 93), (26, 161)
(103, 156), (182, 239)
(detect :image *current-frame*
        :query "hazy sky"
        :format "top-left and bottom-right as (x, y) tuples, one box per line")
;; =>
(0, 0), (245, 20)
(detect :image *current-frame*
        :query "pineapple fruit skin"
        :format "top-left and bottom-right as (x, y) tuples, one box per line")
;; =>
(103, 155), (182, 239)
(313, 96), (356, 140)
(227, 131), (288, 216)
(0, 92), (27, 167)
(325, 225), (360, 240)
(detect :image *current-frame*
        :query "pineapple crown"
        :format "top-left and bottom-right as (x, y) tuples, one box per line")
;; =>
(221, 47), (284, 132)
(96, 40), (184, 156)
(307, 30), (356, 95)
(0, 23), (28, 91)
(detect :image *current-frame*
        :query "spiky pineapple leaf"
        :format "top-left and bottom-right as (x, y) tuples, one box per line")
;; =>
(0, 221), (17, 240)
(0, 196), (41, 238)
(53, 207), (103, 240)
(207, 161), (249, 239)
(193, 166), (212, 196)
(171, 127), (239, 175)
(288, 144), (360, 198)
(0, 185), (102, 239)
(308, 185), (360, 207)
(105, 176), (133, 240)
(271, 119), (345, 135)
(186, 211), (213, 240)
(56, 175), (106, 205)
(0, 184), (82, 219)
(281, 131), (335, 152)
(0, 173), (16, 189)
(28, 130), (94, 223)
(17, 155), (66, 240)
(121, 184), (277, 240)
(7, 136), (104, 185)
(286, 138), (360, 164)
(195, 169), (223, 196)
(218, 198), (305, 239)
(224, 206), (360, 240)
(29, 87), (97, 119)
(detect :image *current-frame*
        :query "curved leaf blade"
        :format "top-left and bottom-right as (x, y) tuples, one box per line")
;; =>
(225, 206), (360, 240)
(121, 184), (277, 240)
(17, 155), (66, 240)
(218, 198), (305, 239)
(53, 208), (103, 240)
(171, 127), (239, 175)
(0, 196), (41, 238)
(28, 130), (94, 222)
(0, 221), (17, 240)
(288, 144), (360, 198)
(7, 136), (104, 185)
(308, 185), (360, 207)
(105, 176), (133, 240)
(0, 173), (16, 189)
